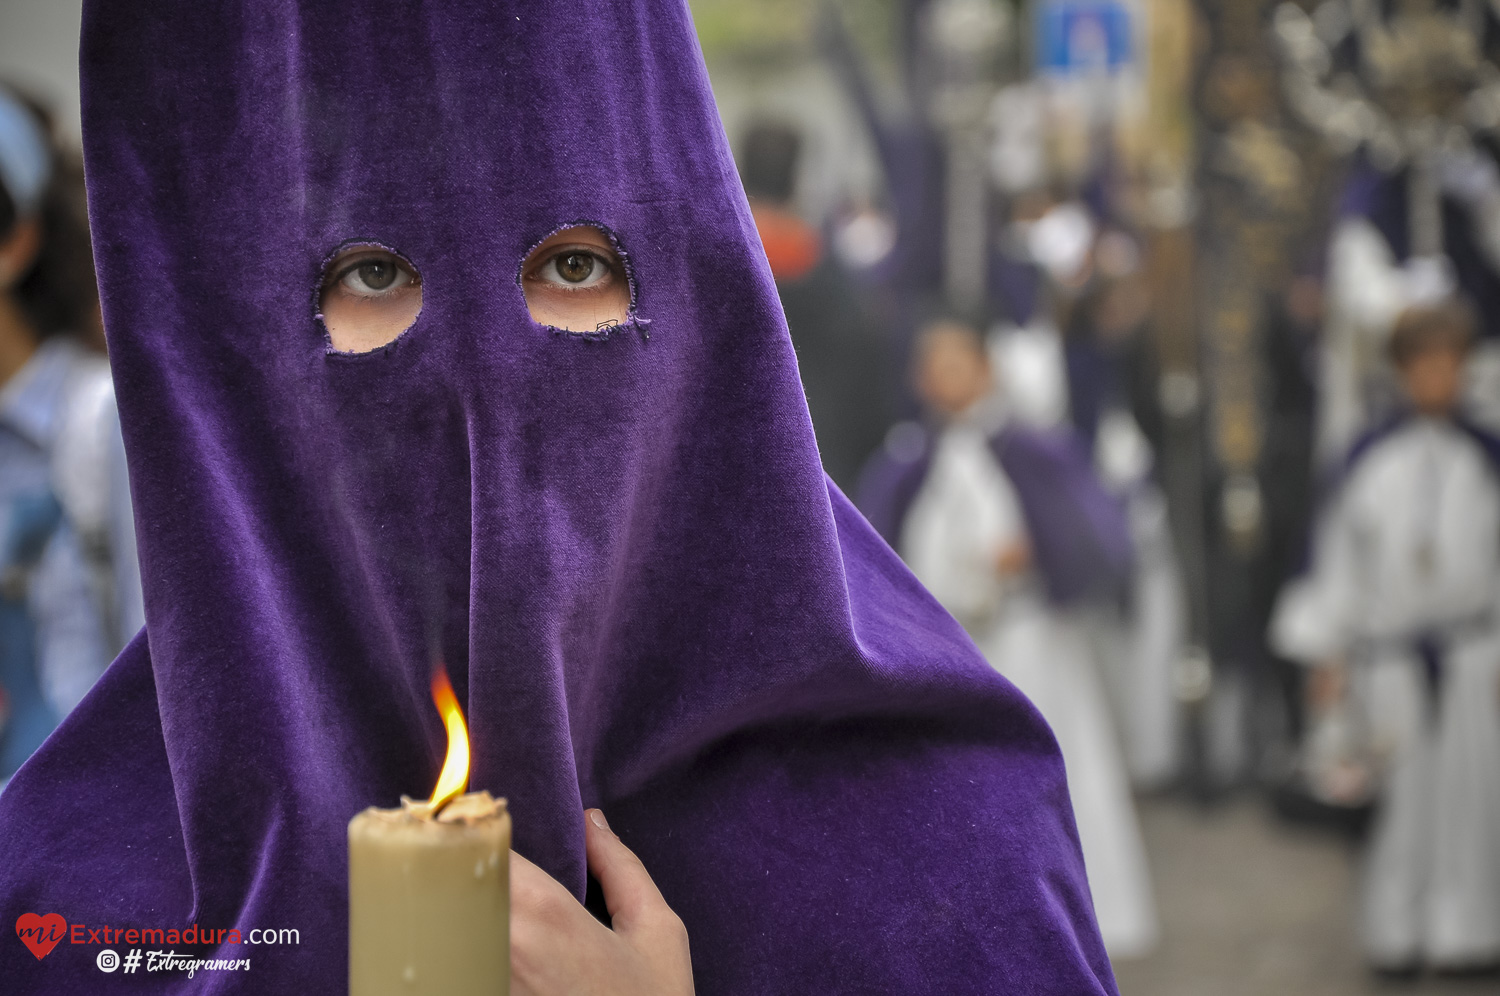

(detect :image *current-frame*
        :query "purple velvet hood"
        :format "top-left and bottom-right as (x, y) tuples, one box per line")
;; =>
(0, 2), (1116, 992)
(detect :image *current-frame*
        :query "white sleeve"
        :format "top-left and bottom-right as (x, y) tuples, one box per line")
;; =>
(901, 439), (1024, 626)
(904, 503), (1004, 625)
(1327, 219), (1404, 339)
(30, 522), (112, 717)
(1269, 490), (1359, 665)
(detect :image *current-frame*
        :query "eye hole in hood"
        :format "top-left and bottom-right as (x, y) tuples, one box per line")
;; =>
(318, 244), (424, 353)
(520, 225), (631, 333)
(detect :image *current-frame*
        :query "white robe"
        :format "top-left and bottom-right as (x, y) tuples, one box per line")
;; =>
(1316, 218), (1407, 468)
(901, 423), (1160, 958)
(1272, 418), (1500, 967)
(1091, 409), (1186, 788)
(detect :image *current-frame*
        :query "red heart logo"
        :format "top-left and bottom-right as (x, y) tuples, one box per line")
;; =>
(15, 913), (67, 960)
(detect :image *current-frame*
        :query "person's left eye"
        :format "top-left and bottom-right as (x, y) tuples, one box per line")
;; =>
(532, 248), (616, 290)
(518, 225), (632, 331)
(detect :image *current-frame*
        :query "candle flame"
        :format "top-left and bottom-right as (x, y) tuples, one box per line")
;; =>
(427, 666), (469, 814)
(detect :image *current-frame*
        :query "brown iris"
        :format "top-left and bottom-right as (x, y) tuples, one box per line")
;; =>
(557, 253), (595, 283)
(519, 225), (631, 330)
(355, 259), (398, 291)
(317, 245), (423, 353)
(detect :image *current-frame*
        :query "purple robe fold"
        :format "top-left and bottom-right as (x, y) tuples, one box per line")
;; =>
(0, 3), (1116, 993)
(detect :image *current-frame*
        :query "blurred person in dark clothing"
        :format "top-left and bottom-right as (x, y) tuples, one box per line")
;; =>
(1321, 146), (1500, 460)
(740, 120), (894, 492)
(0, 84), (139, 786)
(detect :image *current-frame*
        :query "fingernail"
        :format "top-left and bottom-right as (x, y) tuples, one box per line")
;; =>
(588, 809), (610, 832)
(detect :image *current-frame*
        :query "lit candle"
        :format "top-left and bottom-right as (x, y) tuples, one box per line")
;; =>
(349, 668), (510, 996)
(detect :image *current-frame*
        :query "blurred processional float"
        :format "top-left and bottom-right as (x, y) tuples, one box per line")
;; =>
(1273, 0), (1500, 453)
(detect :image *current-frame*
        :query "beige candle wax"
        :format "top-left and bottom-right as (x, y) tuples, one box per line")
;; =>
(350, 666), (508, 995)
(348, 792), (510, 996)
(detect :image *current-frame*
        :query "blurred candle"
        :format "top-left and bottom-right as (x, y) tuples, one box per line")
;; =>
(349, 669), (509, 996)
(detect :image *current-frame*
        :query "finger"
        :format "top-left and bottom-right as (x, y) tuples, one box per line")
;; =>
(509, 848), (577, 927)
(509, 848), (598, 996)
(583, 810), (674, 934)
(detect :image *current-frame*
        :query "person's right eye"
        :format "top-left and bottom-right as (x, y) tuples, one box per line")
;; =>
(318, 246), (423, 353)
(335, 255), (418, 297)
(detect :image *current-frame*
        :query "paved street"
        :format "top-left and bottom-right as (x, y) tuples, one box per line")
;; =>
(1112, 795), (1499, 996)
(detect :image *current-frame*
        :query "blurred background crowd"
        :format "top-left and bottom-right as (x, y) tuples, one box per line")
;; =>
(696, 1), (1500, 991)
(6, 0), (1500, 991)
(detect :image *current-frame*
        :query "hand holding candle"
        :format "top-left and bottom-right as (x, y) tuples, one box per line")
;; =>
(349, 668), (510, 996)
(348, 667), (692, 996)
(510, 810), (694, 996)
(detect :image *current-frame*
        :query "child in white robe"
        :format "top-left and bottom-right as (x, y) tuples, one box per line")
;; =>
(1272, 299), (1500, 972)
(898, 321), (1160, 958)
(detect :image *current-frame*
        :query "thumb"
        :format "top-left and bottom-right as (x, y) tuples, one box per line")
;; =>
(583, 809), (676, 937)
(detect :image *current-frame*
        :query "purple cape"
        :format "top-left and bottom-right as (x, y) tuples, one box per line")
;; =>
(0, 3), (1116, 992)
(1332, 410), (1500, 500)
(857, 422), (1134, 607)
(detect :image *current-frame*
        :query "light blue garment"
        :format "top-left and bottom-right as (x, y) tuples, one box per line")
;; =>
(0, 87), (51, 217)
(0, 492), (62, 776)
(0, 342), (114, 780)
